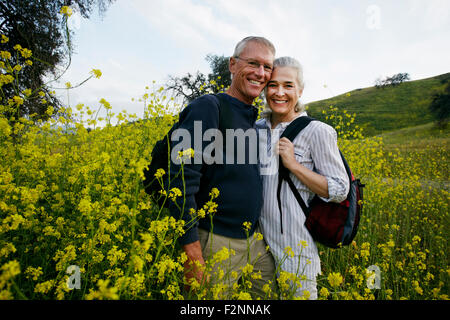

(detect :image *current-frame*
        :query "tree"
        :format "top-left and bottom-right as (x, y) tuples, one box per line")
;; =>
(429, 81), (450, 128)
(375, 72), (410, 89)
(166, 54), (231, 104)
(205, 54), (231, 91)
(166, 72), (209, 105)
(0, 0), (115, 120)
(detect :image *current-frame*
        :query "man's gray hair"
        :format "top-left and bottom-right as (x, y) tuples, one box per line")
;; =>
(232, 36), (276, 58)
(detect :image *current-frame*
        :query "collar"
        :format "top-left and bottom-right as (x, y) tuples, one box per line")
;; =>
(264, 111), (308, 130)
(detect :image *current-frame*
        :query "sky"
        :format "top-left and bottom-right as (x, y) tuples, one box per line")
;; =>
(56, 0), (450, 121)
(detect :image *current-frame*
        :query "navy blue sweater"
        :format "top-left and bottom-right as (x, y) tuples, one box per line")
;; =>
(166, 93), (263, 245)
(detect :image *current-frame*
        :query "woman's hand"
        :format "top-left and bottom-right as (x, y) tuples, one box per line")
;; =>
(276, 137), (329, 198)
(276, 137), (297, 170)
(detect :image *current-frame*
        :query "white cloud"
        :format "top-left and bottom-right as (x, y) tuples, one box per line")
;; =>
(408, 0), (450, 31)
(58, 0), (450, 117)
(130, 0), (242, 51)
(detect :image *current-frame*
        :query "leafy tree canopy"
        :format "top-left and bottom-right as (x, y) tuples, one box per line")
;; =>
(0, 0), (115, 119)
(375, 72), (410, 89)
(166, 54), (231, 105)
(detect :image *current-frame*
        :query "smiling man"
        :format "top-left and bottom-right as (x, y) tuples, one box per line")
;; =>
(227, 39), (275, 104)
(164, 36), (277, 298)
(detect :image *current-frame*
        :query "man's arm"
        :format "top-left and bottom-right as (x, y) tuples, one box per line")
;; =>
(166, 95), (220, 289)
(168, 94), (220, 244)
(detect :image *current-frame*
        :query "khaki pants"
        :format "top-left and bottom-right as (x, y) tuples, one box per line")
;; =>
(197, 226), (277, 299)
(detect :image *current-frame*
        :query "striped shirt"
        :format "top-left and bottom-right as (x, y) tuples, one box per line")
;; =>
(256, 111), (349, 287)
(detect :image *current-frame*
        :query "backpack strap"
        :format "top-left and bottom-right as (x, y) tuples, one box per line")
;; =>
(214, 93), (233, 137)
(277, 116), (315, 233)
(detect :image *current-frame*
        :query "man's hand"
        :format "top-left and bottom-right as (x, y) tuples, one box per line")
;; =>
(182, 240), (208, 291)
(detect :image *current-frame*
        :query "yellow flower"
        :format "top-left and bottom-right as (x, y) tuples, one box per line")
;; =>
(204, 200), (218, 215)
(412, 280), (423, 295)
(298, 240), (308, 248)
(241, 263), (253, 275)
(0, 51), (11, 60)
(1, 34), (8, 43)
(213, 247), (231, 264)
(86, 279), (119, 300)
(168, 187), (182, 202)
(12, 96), (24, 106)
(13, 64), (22, 72)
(34, 280), (55, 294)
(253, 232), (263, 241)
(197, 208), (206, 218)
(107, 246), (126, 266)
(1, 260), (21, 280)
(209, 187), (219, 199)
(154, 168), (165, 179)
(99, 98), (111, 109)
(242, 221), (252, 231)
(90, 69), (102, 79)
(327, 272), (343, 288)
(319, 287), (329, 298)
(177, 148), (195, 162)
(283, 246), (295, 258)
(20, 48), (32, 59)
(0, 74), (14, 86)
(25, 266), (43, 281)
(236, 291), (252, 300)
(60, 6), (73, 17)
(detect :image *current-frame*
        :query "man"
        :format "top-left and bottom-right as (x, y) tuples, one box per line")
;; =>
(167, 36), (276, 298)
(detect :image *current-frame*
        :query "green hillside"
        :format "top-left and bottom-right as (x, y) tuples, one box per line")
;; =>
(380, 122), (449, 150)
(305, 72), (450, 137)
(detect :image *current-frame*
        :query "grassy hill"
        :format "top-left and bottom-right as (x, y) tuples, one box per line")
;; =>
(305, 72), (450, 137)
(380, 122), (449, 151)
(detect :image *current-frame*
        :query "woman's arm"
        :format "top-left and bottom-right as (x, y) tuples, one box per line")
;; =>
(277, 122), (349, 202)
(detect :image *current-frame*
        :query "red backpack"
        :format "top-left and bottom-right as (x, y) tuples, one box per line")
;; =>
(276, 116), (364, 249)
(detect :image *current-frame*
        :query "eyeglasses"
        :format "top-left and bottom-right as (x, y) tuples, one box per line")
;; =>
(234, 56), (273, 73)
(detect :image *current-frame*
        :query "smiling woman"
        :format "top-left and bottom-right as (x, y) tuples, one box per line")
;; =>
(257, 56), (350, 299)
(266, 68), (302, 127)
(263, 56), (305, 128)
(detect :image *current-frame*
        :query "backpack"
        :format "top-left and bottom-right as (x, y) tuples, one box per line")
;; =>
(276, 116), (364, 249)
(143, 94), (233, 206)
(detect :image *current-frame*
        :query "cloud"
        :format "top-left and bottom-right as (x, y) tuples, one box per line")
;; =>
(59, 0), (450, 116)
(130, 0), (242, 51)
(408, 0), (450, 31)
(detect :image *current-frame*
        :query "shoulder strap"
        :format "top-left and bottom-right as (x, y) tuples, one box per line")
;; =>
(214, 93), (233, 134)
(280, 116), (315, 141)
(279, 116), (314, 179)
(277, 116), (315, 233)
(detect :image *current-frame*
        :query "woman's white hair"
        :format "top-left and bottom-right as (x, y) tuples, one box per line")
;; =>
(263, 56), (306, 117)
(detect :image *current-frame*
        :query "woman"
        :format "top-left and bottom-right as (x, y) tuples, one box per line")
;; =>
(256, 57), (349, 299)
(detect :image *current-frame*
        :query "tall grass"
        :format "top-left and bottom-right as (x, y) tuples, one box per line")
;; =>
(0, 25), (448, 300)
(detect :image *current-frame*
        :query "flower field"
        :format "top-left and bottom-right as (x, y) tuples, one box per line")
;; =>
(1, 34), (449, 300)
